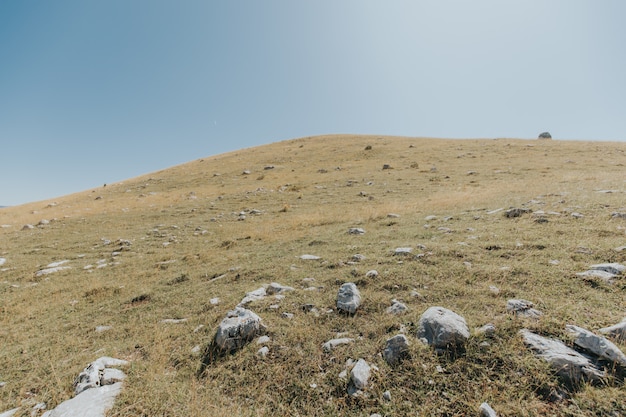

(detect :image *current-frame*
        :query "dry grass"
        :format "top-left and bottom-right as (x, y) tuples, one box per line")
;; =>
(1, 135), (626, 416)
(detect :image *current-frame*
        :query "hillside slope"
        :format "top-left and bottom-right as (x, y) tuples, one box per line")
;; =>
(1, 135), (626, 416)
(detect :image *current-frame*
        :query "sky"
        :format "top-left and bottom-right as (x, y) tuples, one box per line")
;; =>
(1, 1), (625, 206)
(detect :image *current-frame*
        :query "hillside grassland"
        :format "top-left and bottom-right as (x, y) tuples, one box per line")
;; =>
(1, 135), (626, 416)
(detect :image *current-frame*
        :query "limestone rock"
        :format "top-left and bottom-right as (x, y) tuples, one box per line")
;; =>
(350, 359), (371, 390)
(214, 307), (266, 352)
(266, 282), (294, 295)
(417, 306), (470, 350)
(576, 269), (617, 284)
(386, 299), (408, 315)
(300, 254), (321, 260)
(506, 299), (542, 319)
(365, 270), (379, 278)
(504, 208), (531, 218)
(383, 334), (410, 366)
(323, 338), (354, 352)
(519, 329), (606, 385)
(589, 263), (625, 276)
(237, 287), (266, 307)
(74, 357), (129, 395)
(479, 402), (498, 417)
(565, 325), (626, 367)
(337, 283), (361, 314)
(598, 318), (626, 341)
(348, 228), (365, 235)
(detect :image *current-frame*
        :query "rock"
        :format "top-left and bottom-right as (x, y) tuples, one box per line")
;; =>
(576, 269), (617, 284)
(351, 254), (366, 262)
(300, 254), (321, 260)
(350, 359), (371, 390)
(506, 299), (542, 319)
(365, 270), (379, 278)
(519, 329), (606, 385)
(479, 402), (498, 417)
(565, 325), (626, 367)
(281, 312), (294, 319)
(348, 228), (365, 235)
(386, 299), (408, 315)
(0, 258), (5, 267)
(266, 283), (294, 295)
(0, 409), (20, 417)
(22, 224), (34, 230)
(73, 357), (129, 396)
(336, 283), (361, 314)
(476, 324), (496, 337)
(214, 307), (266, 353)
(257, 346), (269, 358)
(417, 307), (470, 350)
(611, 212), (626, 219)
(383, 390), (392, 401)
(383, 334), (410, 366)
(257, 335), (271, 345)
(95, 326), (112, 333)
(598, 318), (626, 341)
(393, 247), (413, 256)
(160, 318), (188, 324)
(237, 287), (267, 307)
(589, 263), (625, 276)
(538, 131), (552, 139)
(323, 338), (354, 352)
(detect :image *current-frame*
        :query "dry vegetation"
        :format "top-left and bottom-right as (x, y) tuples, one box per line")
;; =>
(1, 134), (626, 416)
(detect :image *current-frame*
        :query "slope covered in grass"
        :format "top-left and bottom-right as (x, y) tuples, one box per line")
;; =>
(1, 135), (626, 416)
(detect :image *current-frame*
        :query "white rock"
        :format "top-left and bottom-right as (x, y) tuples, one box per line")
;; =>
(160, 318), (188, 324)
(393, 247), (413, 256)
(257, 335), (271, 345)
(44, 383), (123, 417)
(0, 408), (20, 417)
(257, 346), (269, 358)
(238, 287), (267, 307)
(300, 254), (321, 260)
(336, 283), (361, 314)
(386, 300), (408, 315)
(598, 318), (626, 341)
(350, 359), (371, 390)
(576, 269), (617, 283)
(365, 270), (379, 278)
(383, 390), (392, 401)
(566, 325), (626, 367)
(479, 402), (497, 417)
(589, 263), (625, 275)
(0, 258), (5, 266)
(74, 357), (128, 395)
(48, 260), (70, 268)
(214, 307), (266, 352)
(95, 326), (112, 333)
(519, 329), (606, 385)
(323, 338), (354, 352)
(383, 334), (410, 366)
(417, 307), (470, 350)
(348, 228), (365, 235)
(209, 297), (220, 305)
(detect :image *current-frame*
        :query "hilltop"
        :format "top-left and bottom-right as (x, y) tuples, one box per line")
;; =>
(1, 135), (626, 416)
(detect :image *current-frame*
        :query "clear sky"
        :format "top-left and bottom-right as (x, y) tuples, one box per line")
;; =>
(1, 1), (625, 206)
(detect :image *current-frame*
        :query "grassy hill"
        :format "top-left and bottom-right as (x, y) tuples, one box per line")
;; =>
(1, 135), (625, 416)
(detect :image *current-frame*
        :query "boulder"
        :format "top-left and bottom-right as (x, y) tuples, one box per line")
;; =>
(538, 132), (552, 139)
(598, 318), (626, 342)
(383, 334), (410, 366)
(214, 307), (266, 353)
(337, 283), (361, 314)
(565, 325), (626, 367)
(519, 329), (606, 385)
(417, 307), (470, 350)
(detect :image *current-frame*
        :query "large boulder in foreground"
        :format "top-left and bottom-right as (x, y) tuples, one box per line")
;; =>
(417, 307), (470, 351)
(519, 329), (606, 386)
(214, 307), (266, 353)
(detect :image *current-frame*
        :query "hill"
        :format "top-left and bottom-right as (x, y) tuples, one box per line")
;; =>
(1, 135), (626, 416)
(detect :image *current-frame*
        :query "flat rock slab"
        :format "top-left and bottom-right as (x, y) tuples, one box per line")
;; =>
(417, 306), (470, 350)
(519, 329), (606, 385)
(337, 283), (361, 314)
(214, 307), (266, 352)
(300, 254), (321, 260)
(566, 325), (626, 367)
(576, 270), (617, 283)
(506, 299), (542, 319)
(43, 383), (123, 417)
(589, 263), (625, 275)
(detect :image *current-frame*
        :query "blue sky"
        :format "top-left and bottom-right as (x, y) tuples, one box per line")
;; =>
(1, 1), (625, 206)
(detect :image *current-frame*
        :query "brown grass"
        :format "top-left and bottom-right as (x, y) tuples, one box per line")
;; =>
(1, 135), (626, 416)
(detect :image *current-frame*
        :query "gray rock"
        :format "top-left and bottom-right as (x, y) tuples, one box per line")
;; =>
(214, 307), (266, 352)
(350, 359), (371, 390)
(506, 299), (542, 319)
(266, 282), (294, 295)
(383, 334), (410, 366)
(365, 270), (379, 278)
(323, 338), (354, 352)
(598, 318), (626, 342)
(611, 212), (626, 219)
(589, 263), (625, 276)
(479, 402), (498, 417)
(538, 131), (552, 139)
(237, 287), (267, 307)
(504, 208), (531, 218)
(74, 357), (129, 395)
(519, 329), (606, 385)
(348, 228), (365, 235)
(476, 324), (496, 337)
(576, 269), (617, 284)
(565, 325), (626, 367)
(337, 283), (361, 314)
(257, 346), (269, 358)
(417, 306), (470, 350)
(300, 254), (321, 260)
(386, 299), (408, 315)
(383, 390), (392, 401)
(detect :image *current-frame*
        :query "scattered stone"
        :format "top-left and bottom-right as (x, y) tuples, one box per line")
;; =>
(36, 261), (71, 277)
(74, 357), (129, 395)
(599, 318), (626, 341)
(351, 254), (366, 262)
(300, 254), (321, 260)
(365, 270), (379, 278)
(0, 408), (19, 417)
(336, 283), (361, 314)
(263, 165), (275, 170)
(350, 359), (371, 391)
(22, 224), (34, 230)
(576, 269), (617, 284)
(214, 307), (266, 353)
(565, 325), (626, 367)
(571, 212), (584, 219)
(424, 215), (438, 221)
(383, 390), (392, 401)
(387, 213), (400, 218)
(348, 228), (365, 235)
(257, 346), (269, 358)
(266, 283), (294, 295)
(386, 299), (408, 315)
(95, 326), (112, 333)
(479, 402), (498, 417)
(210, 297), (220, 305)
(160, 318), (188, 324)
(488, 285), (500, 295)
(417, 306), (470, 350)
(519, 329), (606, 385)
(238, 287), (267, 307)
(383, 334), (410, 366)
(504, 208), (531, 218)
(476, 324), (496, 337)
(538, 132), (552, 139)
(506, 299), (542, 319)
(0, 258), (5, 266)
(382, 164), (392, 170)
(323, 338), (354, 352)
(589, 263), (625, 275)
(487, 208), (504, 215)
(257, 335), (271, 345)
(191, 345), (202, 354)
(393, 247), (413, 256)
(281, 312), (294, 319)
(611, 212), (626, 219)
